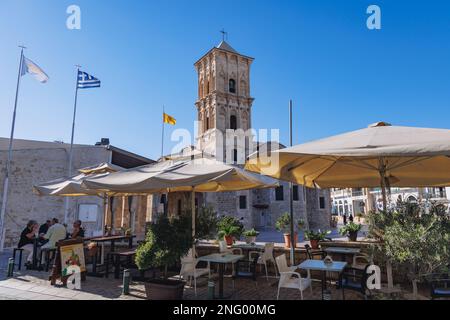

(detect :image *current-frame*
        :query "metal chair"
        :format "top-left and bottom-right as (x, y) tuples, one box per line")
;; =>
(304, 244), (326, 260)
(429, 273), (450, 300)
(232, 253), (260, 290)
(12, 248), (24, 271)
(337, 264), (371, 300)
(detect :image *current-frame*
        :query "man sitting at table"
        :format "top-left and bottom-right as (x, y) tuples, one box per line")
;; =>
(70, 220), (85, 239)
(40, 218), (67, 249)
(18, 220), (39, 267)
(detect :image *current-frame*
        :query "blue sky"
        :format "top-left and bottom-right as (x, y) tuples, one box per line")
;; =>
(1, 0), (449, 160)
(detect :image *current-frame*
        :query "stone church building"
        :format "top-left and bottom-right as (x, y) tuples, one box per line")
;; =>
(152, 40), (332, 231)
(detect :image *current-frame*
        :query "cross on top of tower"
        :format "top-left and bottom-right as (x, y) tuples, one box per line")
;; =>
(220, 29), (228, 41)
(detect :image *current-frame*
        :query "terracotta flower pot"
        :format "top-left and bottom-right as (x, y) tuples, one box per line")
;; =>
(283, 233), (298, 248)
(224, 235), (234, 246)
(309, 239), (320, 249)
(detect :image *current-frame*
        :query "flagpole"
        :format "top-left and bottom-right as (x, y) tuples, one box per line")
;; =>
(64, 65), (81, 224)
(161, 105), (165, 159)
(0, 46), (25, 251)
(289, 99), (295, 265)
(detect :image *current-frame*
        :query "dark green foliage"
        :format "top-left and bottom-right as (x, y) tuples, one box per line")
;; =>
(135, 215), (193, 278)
(217, 216), (244, 239)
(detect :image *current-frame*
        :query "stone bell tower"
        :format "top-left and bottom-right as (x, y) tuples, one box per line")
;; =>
(194, 40), (255, 163)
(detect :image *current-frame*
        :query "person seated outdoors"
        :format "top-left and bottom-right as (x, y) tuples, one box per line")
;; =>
(39, 220), (51, 235)
(38, 220), (51, 245)
(70, 220), (85, 239)
(40, 218), (67, 249)
(18, 220), (39, 267)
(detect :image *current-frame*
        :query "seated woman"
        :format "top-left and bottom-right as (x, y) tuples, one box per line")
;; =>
(18, 220), (39, 267)
(70, 220), (85, 239)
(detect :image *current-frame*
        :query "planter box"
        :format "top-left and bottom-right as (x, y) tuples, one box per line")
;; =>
(144, 279), (185, 300)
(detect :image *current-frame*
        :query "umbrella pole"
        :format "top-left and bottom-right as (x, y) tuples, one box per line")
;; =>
(102, 194), (107, 235)
(191, 188), (196, 259)
(379, 158), (394, 289)
(379, 158), (388, 212)
(289, 182), (295, 265)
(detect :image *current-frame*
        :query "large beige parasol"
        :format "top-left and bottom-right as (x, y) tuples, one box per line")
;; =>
(246, 122), (450, 209)
(82, 157), (279, 256)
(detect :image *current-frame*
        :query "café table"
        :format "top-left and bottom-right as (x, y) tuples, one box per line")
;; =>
(298, 259), (347, 300)
(232, 242), (265, 251)
(232, 242), (265, 258)
(84, 235), (135, 276)
(323, 247), (360, 262)
(197, 253), (244, 299)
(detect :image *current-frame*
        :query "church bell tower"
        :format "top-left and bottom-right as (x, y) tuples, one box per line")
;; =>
(194, 38), (254, 163)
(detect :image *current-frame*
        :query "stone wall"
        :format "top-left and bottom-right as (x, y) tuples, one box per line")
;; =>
(0, 144), (154, 248)
(0, 145), (109, 248)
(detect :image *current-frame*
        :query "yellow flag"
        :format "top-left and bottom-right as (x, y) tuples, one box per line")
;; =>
(163, 113), (176, 125)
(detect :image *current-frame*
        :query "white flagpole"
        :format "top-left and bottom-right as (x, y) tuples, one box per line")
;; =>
(0, 46), (25, 251)
(64, 65), (81, 224)
(161, 105), (165, 159)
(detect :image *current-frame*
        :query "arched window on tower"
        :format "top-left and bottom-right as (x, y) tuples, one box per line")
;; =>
(230, 115), (237, 130)
(206, 81), (210, 95)
(229, 79), (236, 93)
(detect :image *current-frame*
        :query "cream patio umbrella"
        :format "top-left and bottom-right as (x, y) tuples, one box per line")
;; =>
(33, 162), (123, 234)
(82, 157), (279, 256)
(246, 121), (450, 290)
(33, 162), (122, 197)
(246, 122), (450, 210)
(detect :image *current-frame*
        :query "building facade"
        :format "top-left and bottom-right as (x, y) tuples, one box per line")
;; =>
(0, 138), (154, 248)
(152, 40), (332, 231)
(331, 187), (449, 217)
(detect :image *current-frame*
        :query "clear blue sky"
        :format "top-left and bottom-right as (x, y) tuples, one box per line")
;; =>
(1, 0), (449, 160)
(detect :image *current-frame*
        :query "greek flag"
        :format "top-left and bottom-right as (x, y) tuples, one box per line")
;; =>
(77, 71), (101, 89)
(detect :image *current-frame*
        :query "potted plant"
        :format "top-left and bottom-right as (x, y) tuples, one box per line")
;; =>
(218, 225), (242, 245)
(339, 221), (362, 241)
(276, 213), (298, 248)
(217, 216), (244, 245)
(243, 228), (260, 244)
(135, 215), (193, 300)
(304, 229), (331, 249)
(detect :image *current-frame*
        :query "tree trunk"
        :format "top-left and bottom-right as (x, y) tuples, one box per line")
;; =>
(412, 279), (418, 299)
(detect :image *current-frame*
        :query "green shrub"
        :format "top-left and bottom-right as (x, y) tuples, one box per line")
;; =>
(304, 229), (331, 241)
(195, 206), (218, 240)
(368, 201), (450, 283)
(339, 221), (362, 236)
(217, 216), (244, 239)
(275, 213), (291, 233)
(135, 215), (193, 279)
(243, 228), (259, 237)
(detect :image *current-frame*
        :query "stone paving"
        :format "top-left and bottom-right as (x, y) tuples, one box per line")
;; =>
(0, 269), (363, 301)
(0, 247), (362, 301)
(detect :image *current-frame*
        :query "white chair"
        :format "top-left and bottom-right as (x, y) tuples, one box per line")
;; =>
(179, 253), (210, 296)
(275, 254), (312, 300)
(218, 240), (243, 273)
(249, 242), (277, 280)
